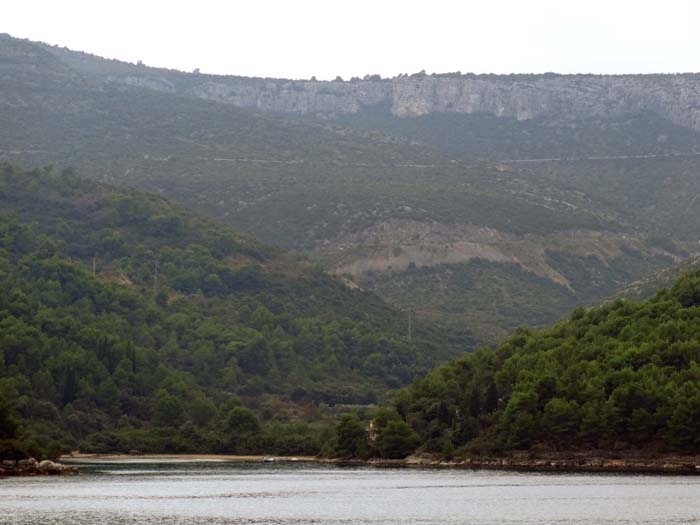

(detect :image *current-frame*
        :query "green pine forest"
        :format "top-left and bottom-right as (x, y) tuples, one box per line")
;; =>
(373, 273), (700, 458)
(0, 164), (459, 459)
(3, 163), (700, 461)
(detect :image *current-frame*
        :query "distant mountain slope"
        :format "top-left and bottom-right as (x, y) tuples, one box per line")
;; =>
(336, 107), (700, 161)
(0, 164), (465, 456)
(1, 33), (698, 345)
(610, 255), (700, 302)
(35, 38), (700, 131)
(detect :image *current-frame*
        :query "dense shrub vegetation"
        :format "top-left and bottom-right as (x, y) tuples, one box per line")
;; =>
(0, 164), (460, 457)
(367, 271), (700, 458)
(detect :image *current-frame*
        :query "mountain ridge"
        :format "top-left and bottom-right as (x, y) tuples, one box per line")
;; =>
(22, 33), (700, 132)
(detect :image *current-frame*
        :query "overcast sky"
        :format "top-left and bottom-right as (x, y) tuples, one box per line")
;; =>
(4, 0), (700, 79)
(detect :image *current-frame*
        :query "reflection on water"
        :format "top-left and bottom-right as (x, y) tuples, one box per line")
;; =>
(2, 460), (700, 524)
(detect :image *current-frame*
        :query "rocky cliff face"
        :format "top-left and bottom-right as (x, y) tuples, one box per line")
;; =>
(391, 76), (700, 128)
(8, 34), (697, 131)
(108, 72), (700, 131)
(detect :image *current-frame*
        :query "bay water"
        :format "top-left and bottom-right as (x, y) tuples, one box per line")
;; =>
(1, 460), (699, 524)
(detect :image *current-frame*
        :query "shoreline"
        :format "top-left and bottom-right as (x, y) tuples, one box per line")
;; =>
(61, 453), (317, 463)
(327, 455), (700, 475)
(58, 452), (700, 475)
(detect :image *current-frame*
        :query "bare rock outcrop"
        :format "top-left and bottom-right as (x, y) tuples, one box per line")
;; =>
(0, 457), (78, 477)
(6, 34), (700, 131)
(107, 72), (700, 132)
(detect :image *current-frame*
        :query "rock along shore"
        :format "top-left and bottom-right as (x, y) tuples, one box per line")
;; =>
(0, 458), (79, 477)
(324, 453), (700, 475)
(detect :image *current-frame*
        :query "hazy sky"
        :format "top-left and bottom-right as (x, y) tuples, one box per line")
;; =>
(4, 0), (700, 79)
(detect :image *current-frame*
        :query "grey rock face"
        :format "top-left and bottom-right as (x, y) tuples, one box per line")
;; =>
(101, 73), (700, 132)
(186, 78), (391, 115)
(113, 75), (176, 93)
(16, 457), (37, 469)
(0, 457), (77, 476)
(38, 459), (63, 473)
(17, 35), (700, 131)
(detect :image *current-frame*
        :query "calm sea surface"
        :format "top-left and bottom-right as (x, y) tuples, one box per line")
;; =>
(1, 460), (700, 524)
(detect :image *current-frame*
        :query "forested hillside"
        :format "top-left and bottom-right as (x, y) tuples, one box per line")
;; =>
(3, 35), (700, 463)
(351, 271), (700, 459)
(0, 164), (464, 458)
(2, 34), (695, 345)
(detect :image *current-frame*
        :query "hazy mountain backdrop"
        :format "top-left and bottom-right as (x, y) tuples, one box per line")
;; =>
(3, 33), (700, 344)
